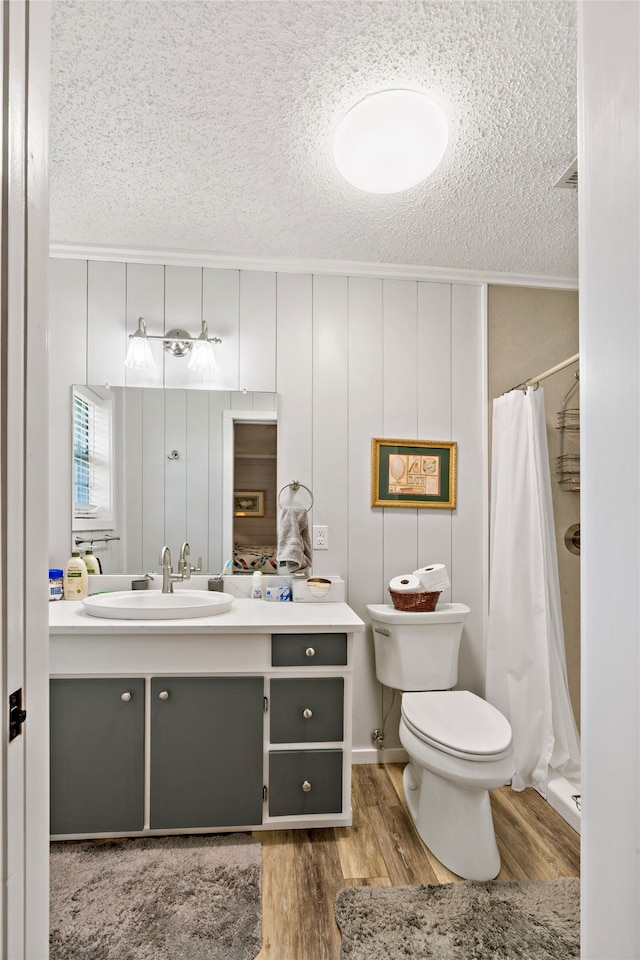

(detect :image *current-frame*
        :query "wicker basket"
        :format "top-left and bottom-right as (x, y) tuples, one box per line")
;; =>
(389, 588), (441, 612)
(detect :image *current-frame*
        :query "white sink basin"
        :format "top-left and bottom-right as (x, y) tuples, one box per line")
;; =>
(82, 590), (234, 620)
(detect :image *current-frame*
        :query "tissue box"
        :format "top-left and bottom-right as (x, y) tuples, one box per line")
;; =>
(292, 577), (345, 603)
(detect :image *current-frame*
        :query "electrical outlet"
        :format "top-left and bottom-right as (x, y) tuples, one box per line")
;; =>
(313, 525), (329, 550)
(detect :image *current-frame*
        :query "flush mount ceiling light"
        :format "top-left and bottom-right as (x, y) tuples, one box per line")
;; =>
(333, 89), (449, 194)
(124, 317), (222, 373)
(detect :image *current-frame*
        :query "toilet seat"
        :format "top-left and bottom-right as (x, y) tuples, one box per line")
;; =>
(401, 690), (512, 762)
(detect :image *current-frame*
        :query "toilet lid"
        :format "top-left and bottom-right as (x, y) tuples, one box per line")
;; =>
(401, 690), (512, 760)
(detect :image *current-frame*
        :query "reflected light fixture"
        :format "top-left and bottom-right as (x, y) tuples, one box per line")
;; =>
(124, 317), (222, 373)
(333, 89), (449, 194)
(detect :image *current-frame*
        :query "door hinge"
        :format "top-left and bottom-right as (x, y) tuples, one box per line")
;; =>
(262, 785), (268, 803)
(263, 696), (269, 713)
(9, 689), (27, 742)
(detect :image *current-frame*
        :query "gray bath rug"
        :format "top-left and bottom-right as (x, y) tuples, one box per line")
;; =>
(50, 833), (262, 960)
(335, 877), (579, 960)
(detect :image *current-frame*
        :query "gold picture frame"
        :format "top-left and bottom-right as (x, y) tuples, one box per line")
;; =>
(233, 490), (265, 517)
(371, 438), (457, 509)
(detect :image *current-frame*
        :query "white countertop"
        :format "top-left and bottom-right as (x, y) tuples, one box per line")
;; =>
(49, 596), (365, 635)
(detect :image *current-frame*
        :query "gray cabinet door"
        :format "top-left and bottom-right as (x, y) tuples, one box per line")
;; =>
(150, 676), (264, 829)
(50, 678), (144, 834)
(270, 678), (344, 743)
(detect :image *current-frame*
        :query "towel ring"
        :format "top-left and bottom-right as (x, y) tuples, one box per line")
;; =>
(278, 481), (314, 512)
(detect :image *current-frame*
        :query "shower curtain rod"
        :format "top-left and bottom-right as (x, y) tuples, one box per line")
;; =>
(512, 353), (579, 391)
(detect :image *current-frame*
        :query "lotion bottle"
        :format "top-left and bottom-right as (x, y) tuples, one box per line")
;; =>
(251, 570), (263, 599)
(83, 548), (101, 575)
(63, 551), (89, 600)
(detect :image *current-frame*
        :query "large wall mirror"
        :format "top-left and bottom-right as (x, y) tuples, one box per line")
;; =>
(71, 386), (277, 575)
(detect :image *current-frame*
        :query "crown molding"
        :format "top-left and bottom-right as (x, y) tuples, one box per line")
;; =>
(49, 242), (578, 291)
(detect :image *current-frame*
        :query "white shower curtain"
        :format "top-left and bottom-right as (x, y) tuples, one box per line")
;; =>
(486, 387), (580, 793)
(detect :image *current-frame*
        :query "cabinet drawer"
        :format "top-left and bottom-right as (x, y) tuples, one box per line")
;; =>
(269, 749), (343, 816)
(270, 678), (343, 743)
(271, 633), (347, 667)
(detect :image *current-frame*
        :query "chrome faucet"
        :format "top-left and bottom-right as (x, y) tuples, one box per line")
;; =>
(178, 541), (202, 580)
(159, 545), (183, 594)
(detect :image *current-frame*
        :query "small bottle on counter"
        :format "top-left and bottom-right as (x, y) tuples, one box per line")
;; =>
(251, 570), (263, 599)
(63, 552), (89, 600)
(49, 568), (64, 601)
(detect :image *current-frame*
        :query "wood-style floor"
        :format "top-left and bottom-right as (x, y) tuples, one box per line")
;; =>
(254, 762), (580, 960)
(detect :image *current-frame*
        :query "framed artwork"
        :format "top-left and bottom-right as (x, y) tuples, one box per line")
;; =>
(371, 438), (457, 509)
(233, 490), (265, 517)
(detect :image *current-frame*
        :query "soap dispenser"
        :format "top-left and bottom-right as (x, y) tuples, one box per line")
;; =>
(63, 551), (89, 600)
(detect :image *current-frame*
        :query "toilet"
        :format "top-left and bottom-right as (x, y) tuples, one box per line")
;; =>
(367, 601), (514, 881)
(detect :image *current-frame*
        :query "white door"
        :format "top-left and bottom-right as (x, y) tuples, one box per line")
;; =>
(0, 1), (50, 957)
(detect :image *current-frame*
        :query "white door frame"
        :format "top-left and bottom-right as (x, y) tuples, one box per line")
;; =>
(0, 1), (50, 957)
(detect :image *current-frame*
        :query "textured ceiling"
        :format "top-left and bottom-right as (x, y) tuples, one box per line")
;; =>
(50, 0), (578, 279)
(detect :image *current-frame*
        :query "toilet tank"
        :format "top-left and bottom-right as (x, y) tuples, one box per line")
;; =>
(366, 603), (470, 691)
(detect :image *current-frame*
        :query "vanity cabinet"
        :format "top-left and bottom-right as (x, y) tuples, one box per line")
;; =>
(50, 678), (145, 835)
(49, 605), (364, 839)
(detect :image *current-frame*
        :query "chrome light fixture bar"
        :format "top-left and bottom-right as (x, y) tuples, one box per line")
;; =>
(125, 317), (222, 371)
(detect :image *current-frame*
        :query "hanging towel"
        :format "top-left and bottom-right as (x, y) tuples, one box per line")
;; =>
(277, 507), (313, 574)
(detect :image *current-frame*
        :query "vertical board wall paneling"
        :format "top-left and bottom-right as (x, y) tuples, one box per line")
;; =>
(141, 387), (166, 572)
(275, 273), (313, 516)
(346, 277), (385, 752)
(163, 389), (188, 553)
(417, 281), (453, 604)
(311, 275), (349, 578)
(164, 265), (202, 390)
(203, 268), (240, 391)
(381, 279), (420, 589)
(208, 391), (232, 574)
(239, 270), (276, 393)
(451, 283), (486, 695)
(49, 258), (88, 564)
(123, 388), (143, 573)
(125, 262), (165, 390)
(185, 390), (211, 569)
(87, 260), (126, 386)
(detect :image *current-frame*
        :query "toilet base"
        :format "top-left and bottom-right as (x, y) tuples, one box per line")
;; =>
(403, 762), (502, 881)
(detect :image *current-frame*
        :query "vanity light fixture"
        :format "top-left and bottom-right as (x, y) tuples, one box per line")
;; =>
(124, 317), (222, 372)
(124, 317), (156, 370)
(333, 89), (449, 194)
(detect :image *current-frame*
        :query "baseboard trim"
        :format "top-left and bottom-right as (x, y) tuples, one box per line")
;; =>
(352, 747), (408, 765)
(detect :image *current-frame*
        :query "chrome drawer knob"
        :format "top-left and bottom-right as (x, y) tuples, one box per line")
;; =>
(302, 780), (312, 793)
(305, 647), (316, 658)
(158, 690), (170, 701)
(121, 692), (132, 702)
(302, 708), (313, 719)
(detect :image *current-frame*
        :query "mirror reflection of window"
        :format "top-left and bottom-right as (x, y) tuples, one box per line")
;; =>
(72, 385), (115, 531)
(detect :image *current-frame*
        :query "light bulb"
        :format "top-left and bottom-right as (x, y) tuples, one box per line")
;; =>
(125, 333), (156, 370)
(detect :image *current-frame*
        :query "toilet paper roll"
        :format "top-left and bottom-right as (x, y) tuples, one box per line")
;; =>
(413, 564), (450, 592)
(389, 574), (422, 593)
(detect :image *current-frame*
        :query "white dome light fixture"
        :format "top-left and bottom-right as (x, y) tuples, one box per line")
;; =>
(333, 89), (449, 194)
